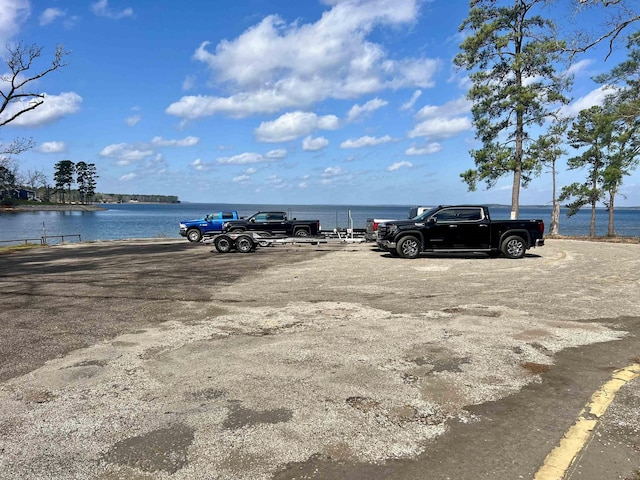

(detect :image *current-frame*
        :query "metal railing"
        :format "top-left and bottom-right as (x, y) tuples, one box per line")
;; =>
(0, 234), (82, 246)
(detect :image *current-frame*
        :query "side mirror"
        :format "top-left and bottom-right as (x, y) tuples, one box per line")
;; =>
(250, 218), (255, 223)
(428, 217), (437, 224)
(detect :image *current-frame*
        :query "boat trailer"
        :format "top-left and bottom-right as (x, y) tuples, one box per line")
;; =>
(206, 228), (365, 254)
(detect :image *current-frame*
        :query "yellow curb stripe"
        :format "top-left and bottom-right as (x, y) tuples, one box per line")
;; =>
(534, 363), (640, 480)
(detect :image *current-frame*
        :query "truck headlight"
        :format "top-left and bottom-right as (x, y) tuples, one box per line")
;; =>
(222, 222), (230, 229)
(179, 223), (186, 229)
(389, 225), (398, 235)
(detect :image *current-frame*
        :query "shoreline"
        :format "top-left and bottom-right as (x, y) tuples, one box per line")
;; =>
(1, 204), (107, 212)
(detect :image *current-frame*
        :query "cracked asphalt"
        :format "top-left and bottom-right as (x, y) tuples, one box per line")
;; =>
(0, 238), (638, 479)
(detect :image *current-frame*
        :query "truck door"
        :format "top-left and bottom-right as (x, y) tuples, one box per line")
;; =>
(427, 207), (490, 250)
(266, 212), (288, 234)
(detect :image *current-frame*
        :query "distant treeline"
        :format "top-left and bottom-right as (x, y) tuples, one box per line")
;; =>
(94, 193), (180, 204)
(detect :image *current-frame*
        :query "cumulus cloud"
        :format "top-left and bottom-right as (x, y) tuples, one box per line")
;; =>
(217, 149), (286, 165)
(346, 98), (388, 122)
(340, 135), (394, 149)
(255, 111), (339, 142)
(0, 92), (82, 127)
(151, 136), (200, 147)
(414, 96), (472, 120)
(166, 0), (438, 120)
(405, 142), (442, 156)
(559, 86), (617, 118)
(190, 159), (212, 172)
(39, 7), (65, 26)
(387, 161), (413, 171)
(408, 116), (472, 140)
(302, 135), (329, 151)
(37, 141), (66, 153)
(91, 0), (133, 19)
(0, 0), (29, 43)
(233, 174), (250, 184)
(99, 143), (154, 166)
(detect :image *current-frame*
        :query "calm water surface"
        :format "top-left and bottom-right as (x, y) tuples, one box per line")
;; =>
(1, 203), (639, 245)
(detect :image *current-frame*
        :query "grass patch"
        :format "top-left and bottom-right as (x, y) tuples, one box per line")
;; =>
(0, 243), (45, 254)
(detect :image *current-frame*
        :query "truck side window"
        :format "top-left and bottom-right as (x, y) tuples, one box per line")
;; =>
(222, 212), (234, 219)
(253, 213), (268, 222)
(434, 209), (457, 222)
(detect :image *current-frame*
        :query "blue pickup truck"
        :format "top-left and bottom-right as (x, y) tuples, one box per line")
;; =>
(179, 211), (239, 242)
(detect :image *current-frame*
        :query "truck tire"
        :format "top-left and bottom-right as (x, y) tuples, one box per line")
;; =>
(294, 228), (309, 237)
(501, 235), (526, 259)
(396, 235), (420, 259)
(186, 228), (202, 242)
(214, 235), (233, 253)
(235, 235), (255, 253)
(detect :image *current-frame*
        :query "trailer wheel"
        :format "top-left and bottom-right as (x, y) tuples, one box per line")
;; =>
(396, 236), (420, 259)
(235, 235), (255, 253)
(501, 235), (526, 259)
(294, 228), (310, 237)
(214, 235), (233, 253)
(186, 228), (202, 242)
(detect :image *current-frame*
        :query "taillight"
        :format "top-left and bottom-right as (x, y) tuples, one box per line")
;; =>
(540, 221), (545, 234)
(373, 222), (379, 231)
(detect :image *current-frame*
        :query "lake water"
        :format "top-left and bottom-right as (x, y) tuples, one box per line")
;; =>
(1, 203), (639, 245)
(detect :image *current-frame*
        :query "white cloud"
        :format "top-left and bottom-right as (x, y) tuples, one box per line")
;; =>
(151, 136), (199, 147)
(566, 59), (594, 77)
(233, 175), (250, 184)
(405, 142), (442, 156)
(99, 143), (154, 165)
(190, 159), (212, 172)
(302, 135), (329, 151)
(37, 141), (66, 153)
(387, 161), (413, 171)
(255, 111), (339, 142)
(346, 98), (388, 122)
(0, 0), (29, 43)
(401, 90), (422, 111)
(408, 116), (472, 140)
(217, 151), (285, 165)
(265, 148), (287, 159)
(0, 92), (82, 127)
(120, 172), (137, 181)
(559, 85), (617, 118)
(39, 7), (64, 26)
(125, 114), (141, 126)
(91, 0), (133, 19)
(414, 97), (472, 120)
(182, 75), (196, 91)
(340, 135), (394, 149)
(166, 0), (438, 120)
(244, 167), (257, 175)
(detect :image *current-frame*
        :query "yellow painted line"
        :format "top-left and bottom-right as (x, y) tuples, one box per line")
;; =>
(534, 362), (640, 480)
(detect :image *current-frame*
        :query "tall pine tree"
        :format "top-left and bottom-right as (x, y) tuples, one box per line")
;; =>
(454, 0), (570, 218)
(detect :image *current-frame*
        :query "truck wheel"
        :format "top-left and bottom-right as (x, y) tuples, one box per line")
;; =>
(235, 235), (255, 253)
(186, 228), (202, 242)
(214, 235), (233, 253)
(502, 236), (526, 259)
(294, 228), (309, 237)
(396, 236), (420, 259)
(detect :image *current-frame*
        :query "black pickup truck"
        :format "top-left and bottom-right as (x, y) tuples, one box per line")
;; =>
(222, 211), (321, 237)
(376, 205), (544, 259)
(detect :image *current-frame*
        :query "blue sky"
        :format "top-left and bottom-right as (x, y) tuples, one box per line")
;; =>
(2, 0), (639, 206)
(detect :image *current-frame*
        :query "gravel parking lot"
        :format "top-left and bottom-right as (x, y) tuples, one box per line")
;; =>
(0, 238), (638, 479)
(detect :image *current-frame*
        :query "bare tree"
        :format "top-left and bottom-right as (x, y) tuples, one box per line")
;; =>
(0, 43), (69, 155)
(569, 0), (640, 59)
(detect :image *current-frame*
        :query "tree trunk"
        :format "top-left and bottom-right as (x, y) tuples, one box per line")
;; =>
(549, 159), (559, 235)
(549, 203), (560, 235)
(607, 191), (615, 237)
(590, 201), (597, 238)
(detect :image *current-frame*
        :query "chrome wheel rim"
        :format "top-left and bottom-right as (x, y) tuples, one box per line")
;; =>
(507, 239), (523, 257)
(401, 239), (418, 257)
